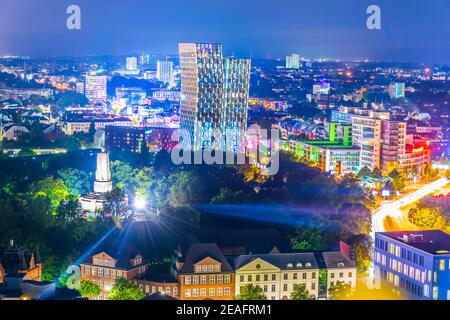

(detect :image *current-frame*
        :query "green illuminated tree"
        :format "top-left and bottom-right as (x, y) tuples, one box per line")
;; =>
(107, 278), (144, 300)
(79, 279), (101, 298)
(290, 284), (315, 300)
(110, 160), (136, 190)
(57, 168), (90, 196)
(328, 281), (353, 300)
(28, 176), (70, 214)
(235, 284), (267, 300)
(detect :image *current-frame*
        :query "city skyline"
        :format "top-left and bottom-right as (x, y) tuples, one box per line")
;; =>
(0, 0), (449, 64)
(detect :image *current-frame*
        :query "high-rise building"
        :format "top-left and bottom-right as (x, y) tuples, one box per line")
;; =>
(85, 75), (107, 103)
(126, 56), (138, 71)
(331, 107), (430, 175)
(156, 60), (175, 87)
(388, 82), (406, 99)
(178, 43), (250, 152)
(286, 54), (300, 69)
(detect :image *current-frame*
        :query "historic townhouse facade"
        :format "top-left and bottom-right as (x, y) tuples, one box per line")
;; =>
(234, 253), (320, 300)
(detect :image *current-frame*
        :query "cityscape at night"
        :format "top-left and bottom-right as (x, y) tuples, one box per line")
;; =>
(0, 0), (450, 312)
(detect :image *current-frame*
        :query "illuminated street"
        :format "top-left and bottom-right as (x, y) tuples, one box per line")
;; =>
(371, 177), (449, 237)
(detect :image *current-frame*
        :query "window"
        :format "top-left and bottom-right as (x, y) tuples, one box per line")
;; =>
(84, 266), (90, 275)
(217, 288), (223, 296)
(283, 284), (288, 291)
(339, 273), (344, 278)
(201, 276), (206, 284)
(209, 288), (215, 296)
(98, 268), (104, 277)
(395, 246), (401, 257)
(272, 274), (276, 281)
(283, 274), (288, 280)
(348, 272), (353, 278)
(193, 276), (199, 285)
(192, 289), (199, 297)
(263, 285), (268, 293)
(312, 272), (316, 279)
(173, 287), (178, 297)
(440, 260), (445, 271)
(202, 265), (208, 272)
(311, 283), (316, 290)
(224, 287), (230, 296)
(271, 285), (276, 292)
(195, 265), (201, 272)
(302, 273), (307, 280)
(248, 275), (252, 282)
(264, 275), (268, 281)
(239, 275), (244, 282)
(256, 275), (261, 281)
(104, 269), (110, 278)
(145, 285), (150, 294)
(224, 275), (230, 284)
(185, 276), (191, 285)
(330, 273), (335, 279)
(208, 265), (214, 272)
(209, 275), (215, 284)
(293, 273), (298, 280)
(165, 287), (171, 295)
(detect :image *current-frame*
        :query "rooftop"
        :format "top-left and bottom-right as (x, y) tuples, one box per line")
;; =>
(234, 252), (319, 270)
(377, 230), (450, 255)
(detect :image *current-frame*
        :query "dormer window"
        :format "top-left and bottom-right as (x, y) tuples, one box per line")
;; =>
(287, 263), (293, 268)
(296, 263), (303, 268)
(305, 262), (312, 267)
(195, 265), (201, 272)
(337, 262), (345, 267)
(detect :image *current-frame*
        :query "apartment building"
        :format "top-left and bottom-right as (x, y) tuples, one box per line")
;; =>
(322, 251), (357, 299)
(177, 243), (235, 300)
(80, 248), (148, 300)
(234, 253), (320, 300)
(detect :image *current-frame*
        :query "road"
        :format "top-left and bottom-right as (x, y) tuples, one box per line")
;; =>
(371, 177), (449, 237)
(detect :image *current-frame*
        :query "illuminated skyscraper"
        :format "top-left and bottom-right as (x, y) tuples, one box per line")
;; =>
(85, 75), (107, 103)
(178, 43), (250, 152)
(286, 54), (300, 69)
(156, 60), (175, 87)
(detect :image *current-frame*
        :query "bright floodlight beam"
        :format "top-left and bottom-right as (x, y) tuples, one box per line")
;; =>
(135, 195), (147, 210)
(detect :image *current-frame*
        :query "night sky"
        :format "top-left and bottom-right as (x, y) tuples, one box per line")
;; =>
(0, 0), (449, 63)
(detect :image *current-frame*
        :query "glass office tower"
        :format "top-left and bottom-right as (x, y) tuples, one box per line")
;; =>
(178, 43), (250, 153)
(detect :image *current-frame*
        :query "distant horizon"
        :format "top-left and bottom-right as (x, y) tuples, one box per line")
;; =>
(1, 0), (449, 64)
(0, 52), (448, 68)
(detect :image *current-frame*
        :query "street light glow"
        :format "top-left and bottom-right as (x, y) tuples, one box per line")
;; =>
(135, 195), (147, 210)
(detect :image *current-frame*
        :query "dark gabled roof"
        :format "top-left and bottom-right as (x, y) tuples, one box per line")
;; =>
(322, 251), (355, 269)
(233, 253), (319, 270)
(179, 243), (233, 274)
(81, 221), (181, 269)
(0, 246), (38, 276)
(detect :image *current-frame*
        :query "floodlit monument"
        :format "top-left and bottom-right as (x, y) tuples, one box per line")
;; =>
(79, 151), (113, 213)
